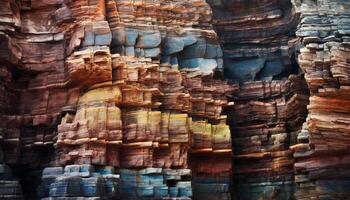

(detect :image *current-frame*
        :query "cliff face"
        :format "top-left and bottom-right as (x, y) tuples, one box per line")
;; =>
(293, 1), (350, 199)
(0, 0), (232, 199)
(207, 0), (309, 199)
(208, 0), (300, 82)
(0, 0), (349, 200)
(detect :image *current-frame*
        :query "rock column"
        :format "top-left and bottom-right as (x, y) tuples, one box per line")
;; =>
(293, 1), (350, 199)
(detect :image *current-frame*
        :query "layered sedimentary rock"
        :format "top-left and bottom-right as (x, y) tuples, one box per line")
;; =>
(37, 165), (120, 199)
(206, 0), (310, 199)
(227, 75), (309, 200)
(2, 0), (350, 199)
(207, 0), (300, 83)
(0, 0), (232, 199)
(120, 168), (192, 199)
(292, 1), (350, 199)
(0, 149), (24, 199)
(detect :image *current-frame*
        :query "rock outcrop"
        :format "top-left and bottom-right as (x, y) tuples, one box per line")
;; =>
(228, 76), (309, 199)
(0, 0), (232, 199)
(1, 0), (350, 200)
(206, 0), (309, 199)
(207, 0), (300, 82)
(293, 1), (350, 199)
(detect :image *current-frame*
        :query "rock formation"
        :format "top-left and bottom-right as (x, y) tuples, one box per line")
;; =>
(293, 0), (350, 199)
(207, 0), (308, 199)
(0, 0), (232, 199)
(0, 0), (350, 200)
(207, 0), (300, 82)
(227, 76), (309, 200)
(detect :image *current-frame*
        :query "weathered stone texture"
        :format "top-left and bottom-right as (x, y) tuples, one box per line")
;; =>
(293, 1), (350, 199)
(1, 0), (350, 199)
(207, 0), (300, 83)
(0, 0), (232, 199)
(205, 0), (308, 199)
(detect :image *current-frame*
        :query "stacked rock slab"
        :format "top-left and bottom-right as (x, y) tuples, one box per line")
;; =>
(0, 0), (66, 196)
(0, 0), (235, 199)
(205, 1), (310, 199)
(185, 76), (234, 200)
(293, 1), (350, 199)
(227, 76), (309, 200)
(37, 165), (120, 199)
(0, 149), (24, 199)
(119, 168), (193, 200)
(207, 0), (300, 83)
(106, 1), (234, 199)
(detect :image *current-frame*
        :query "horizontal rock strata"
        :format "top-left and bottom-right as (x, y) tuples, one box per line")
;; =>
(0, 0), (232, 199)
(227, 75), (309, 199)
(293, 0), (350, 199)
(1, 0), (350, 199)
(207, 0), (300, 83)
(206, 0), (310, 199)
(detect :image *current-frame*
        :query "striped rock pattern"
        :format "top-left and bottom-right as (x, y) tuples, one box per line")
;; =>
(1, 0), (350, 200)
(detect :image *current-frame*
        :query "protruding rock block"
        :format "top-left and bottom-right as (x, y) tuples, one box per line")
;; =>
(120, 168), (192, 200)
(292, 1), (350, 199)
(38, 165), (120, 199)
(66, 48), (112, 85)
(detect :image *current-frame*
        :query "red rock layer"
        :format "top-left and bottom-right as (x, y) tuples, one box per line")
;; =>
(293, 1), (350, 199)
(206, 0), (309, 199)
(2, 0), (350, 199)
(227, 76), (309, 199)
(0, 0), (232, 199)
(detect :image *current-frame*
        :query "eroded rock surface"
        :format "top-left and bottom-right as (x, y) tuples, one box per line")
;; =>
(206, 0), (309, 199)
(293, 1), (350, 199)
(0, 0), (232, 199)
(207, 0), (300, 82)
(1, 0), (350, 200)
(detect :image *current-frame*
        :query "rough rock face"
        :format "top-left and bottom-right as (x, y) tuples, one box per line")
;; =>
(0, 0), (350, 200)
(228, 76), (309, 200)
(0, 0), (232, 199)
(206, 0), (308, 199)
(293, 0), (350, 199)
(207, 0), (300, 82)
